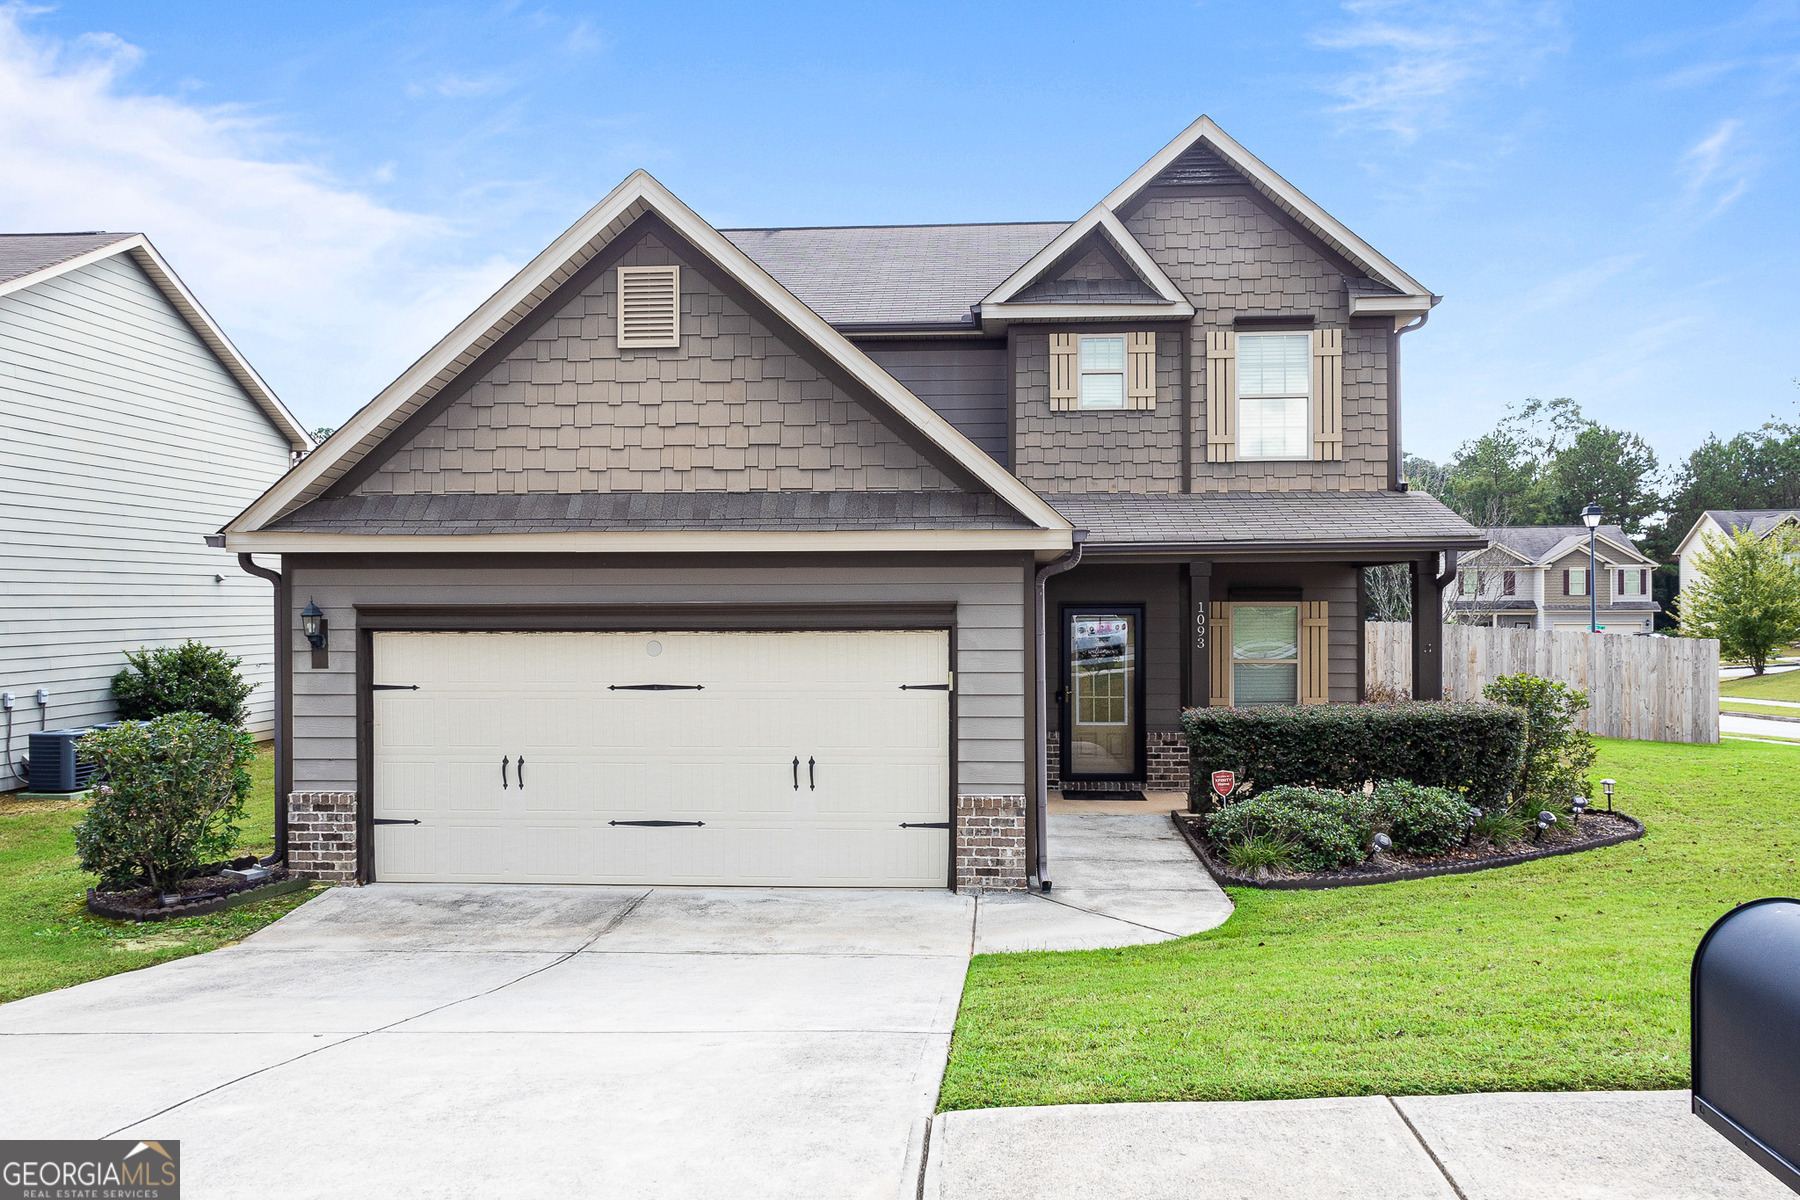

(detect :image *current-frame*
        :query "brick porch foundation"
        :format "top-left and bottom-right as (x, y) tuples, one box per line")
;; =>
(954, 793), (1027, 893)
(1045, 731), (1189, 792)
(288, 791), (358, 883)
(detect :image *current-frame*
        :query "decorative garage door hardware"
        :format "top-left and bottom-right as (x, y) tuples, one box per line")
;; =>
(372, 683), (419, 691)
(608, 820), (706, 828)
(899, 683), (950, 691)
(500, 756), (526, 788)
(373, 818), (421, 826)
(899, 822), (950, 829)
(791, 756), (818, 790)
(608, 683), (704, 691)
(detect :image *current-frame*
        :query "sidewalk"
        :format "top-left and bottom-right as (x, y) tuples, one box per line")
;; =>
(922, 1091), (1788, 1199)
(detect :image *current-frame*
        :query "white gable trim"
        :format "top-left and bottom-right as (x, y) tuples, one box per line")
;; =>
(980, 205), (1193, 312)
(227, 527), (1075, 556)
(1101, 116), (1434, 305)
(225, 171), (1071, 540)
(1535, 531), (1649, 566)
(0, 235), (312, 452)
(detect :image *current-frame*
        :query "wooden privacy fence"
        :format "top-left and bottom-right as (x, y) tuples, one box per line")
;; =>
(1364, 623), (1720, 744)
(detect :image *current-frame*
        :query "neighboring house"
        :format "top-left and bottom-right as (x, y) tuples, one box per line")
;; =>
(1675, 510), (1800, 598)
(220, 116), (1481, 893)
(0, 233), (310, 782)
(1448, 526), (1659, 633)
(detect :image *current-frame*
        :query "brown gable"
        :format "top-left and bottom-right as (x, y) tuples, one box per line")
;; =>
(351, 230), (963, 498)
(1011, 239), (1166, 305)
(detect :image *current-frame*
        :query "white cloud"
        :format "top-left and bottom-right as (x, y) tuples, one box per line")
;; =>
(1315, 0), (1567, 140)
(0, 7), (516, 426)
(1680, 118), (1755, 215)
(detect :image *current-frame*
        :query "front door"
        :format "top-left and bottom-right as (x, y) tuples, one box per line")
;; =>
(1061, 607), (1143, 781)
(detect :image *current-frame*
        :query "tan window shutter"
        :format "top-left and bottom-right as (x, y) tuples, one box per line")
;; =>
(1208, 601), (1233, 705)
(1204, 331), (1236, 462)
(1312, 328), (1343, 461)
(616, 266), (680, 348)
(1300, 601), (1330, 705)
(1049, 333), (1079, 411)
(1126, 331), (1157, 410)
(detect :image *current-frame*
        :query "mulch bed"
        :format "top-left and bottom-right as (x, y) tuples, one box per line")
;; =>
(87, 861), (308, 922)
(1173, 809), (1645, 890)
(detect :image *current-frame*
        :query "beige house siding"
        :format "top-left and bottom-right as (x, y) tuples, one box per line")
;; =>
(0, 254), (292, 754)
(355, 233), (962, 498)
(1011, 329), (1185, 493)
(284, 557), (1030, 796)
(1123, 193), (1392, 493)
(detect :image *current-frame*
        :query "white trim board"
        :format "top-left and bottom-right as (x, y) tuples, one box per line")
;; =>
(981, 205), (1193, 311)
(225, 170), (1072, 540)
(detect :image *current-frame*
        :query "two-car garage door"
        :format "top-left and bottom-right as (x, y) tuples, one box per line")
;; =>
(370, 630), (951, 887)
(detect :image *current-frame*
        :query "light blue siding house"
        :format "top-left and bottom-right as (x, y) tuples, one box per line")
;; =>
(0, 233), (311, 782)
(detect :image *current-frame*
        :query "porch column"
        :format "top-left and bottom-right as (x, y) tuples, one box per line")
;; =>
(1185, 560), (1211, 709)
(1411, 555), (1445, 701)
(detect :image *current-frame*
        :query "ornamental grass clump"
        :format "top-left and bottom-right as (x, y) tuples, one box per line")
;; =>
(74, 713), (254, 892)
(1205, 786), (1378, 872)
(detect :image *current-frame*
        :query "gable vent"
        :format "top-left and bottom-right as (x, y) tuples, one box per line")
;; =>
(616, 266), (680, 348)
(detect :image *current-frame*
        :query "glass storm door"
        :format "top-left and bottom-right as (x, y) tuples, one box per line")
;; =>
(1065, 609), (1141, 779)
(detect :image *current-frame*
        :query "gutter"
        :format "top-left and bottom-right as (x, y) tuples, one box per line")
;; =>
(1390, 311), (1429, 492)
(1030, 530), (1087, 891)
(223, 544), (288, 867)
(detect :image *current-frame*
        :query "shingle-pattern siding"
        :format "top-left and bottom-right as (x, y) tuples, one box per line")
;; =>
(354, 234), (961, 498)
(269, 490), (1031, 533)
(1012, 244), (1165, 304)
(1044, 491), (1479, 548)
(1012, 330), (1185, 493)
(1124, 195), (1392, 492)
(859, 340), (1009, 467)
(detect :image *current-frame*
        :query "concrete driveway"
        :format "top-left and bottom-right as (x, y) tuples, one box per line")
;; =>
(0, 814), (1232, 1198)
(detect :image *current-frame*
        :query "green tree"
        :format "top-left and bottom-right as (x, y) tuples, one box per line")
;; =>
(1677, 526), (1800, 674)
(1542, 424), (1661, 535)
(1482, 673), (1596, 814)
(1658, 421), (1800, 557)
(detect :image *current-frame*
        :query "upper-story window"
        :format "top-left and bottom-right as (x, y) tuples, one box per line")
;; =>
(1078, 336), (1126, 409)
(1565, 568), (1590, 597)
(1618, 568), (1648, 596)
(1236, 332), (1311, 459)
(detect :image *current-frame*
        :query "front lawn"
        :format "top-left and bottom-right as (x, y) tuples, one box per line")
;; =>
(0, 748), (323, 1004)
(1721, 670), (1800, 702)
(941, 737), (1799, 1109)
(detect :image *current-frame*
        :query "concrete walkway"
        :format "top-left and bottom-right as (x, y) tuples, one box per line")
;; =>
(1721, 712), (1800, 741)
(925, 1091), (1791, 1199)
(0, 809), (1230, 1198)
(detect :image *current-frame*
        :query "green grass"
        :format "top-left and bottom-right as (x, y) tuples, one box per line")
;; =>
(1722, 700), (1800, 718)
(0, 748), (324, 1004)
(1721, 670), (1800, 702)
(941, 738), (1800, 1109)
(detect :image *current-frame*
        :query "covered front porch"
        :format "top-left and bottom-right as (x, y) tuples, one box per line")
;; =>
(1040, 492), (1486, 792)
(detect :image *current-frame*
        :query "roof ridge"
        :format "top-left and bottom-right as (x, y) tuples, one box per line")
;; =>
(721, 220), (1071, 233)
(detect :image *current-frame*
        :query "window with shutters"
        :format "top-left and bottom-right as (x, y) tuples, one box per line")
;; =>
(1077, 336), (1126, 409)
(1618, 568), (1647, 597)
(1236, 332), (1311, 458)
(616, 266), (680, 349)
(1230, 604), (1299, 706)
(1565, 568), (1589, 597)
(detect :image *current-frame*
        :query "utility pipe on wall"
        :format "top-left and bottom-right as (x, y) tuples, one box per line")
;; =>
(1031, 530), (1087, 891)
(234, 552), (288, 866)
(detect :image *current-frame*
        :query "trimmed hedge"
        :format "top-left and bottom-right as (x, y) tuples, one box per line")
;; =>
(1183, 702), (1526, 810)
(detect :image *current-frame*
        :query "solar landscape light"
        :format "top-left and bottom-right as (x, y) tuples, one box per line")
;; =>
(1571, 795), (1589, 827)
(1535, 810), (1557, 841)
(1601, 779), (1615, 813)
(1372, 832), (1393, 853)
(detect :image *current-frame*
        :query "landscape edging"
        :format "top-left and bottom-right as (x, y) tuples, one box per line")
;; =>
(86, 875), (312, 923)
(1171, 809), (1645, 890)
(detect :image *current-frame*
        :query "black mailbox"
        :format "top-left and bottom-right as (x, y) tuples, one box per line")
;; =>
(1692, 897), (1800, 1194)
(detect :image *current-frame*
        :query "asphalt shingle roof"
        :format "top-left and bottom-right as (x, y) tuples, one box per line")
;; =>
(1479, 525), (1648, 564)
(0, 232), (135, 287)
(266, 491), (1035, 534)
(1043, 491), (1484, 549)
(1705, 509), (1800, 537)
(721, 223), (1067, 327)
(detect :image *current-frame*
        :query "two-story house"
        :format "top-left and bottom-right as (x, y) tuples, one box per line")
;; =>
(1675, 510), (1800, 598)
(219, 117), (1482, 894)
(1447, 526), (1659, 632)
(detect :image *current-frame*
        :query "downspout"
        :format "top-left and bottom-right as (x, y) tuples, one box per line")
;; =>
(1031, 530), (1087, 892)
(1390, 312), (1429, 492)
(232, 549), (288, 866)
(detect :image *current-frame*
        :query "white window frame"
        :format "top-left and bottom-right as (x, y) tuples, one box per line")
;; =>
(1076, 335), (1127, 410)
(1567, 568), (1589, 597)
(1618, 568), (1647, 597)
(1234, 330), (1312, 460)
(1229, 602), (1300, 707)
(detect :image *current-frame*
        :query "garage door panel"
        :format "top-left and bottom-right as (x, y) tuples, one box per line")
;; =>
(372, 630), (951, 887)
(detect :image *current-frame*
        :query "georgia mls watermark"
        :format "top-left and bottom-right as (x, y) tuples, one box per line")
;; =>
(1, 1140), (179, 1199)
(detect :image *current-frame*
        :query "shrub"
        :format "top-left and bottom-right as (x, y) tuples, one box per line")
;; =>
(1219, 832), (1298, 875)
(1482, 673), (1596, 813)
(1372, 780), (1476, 855)
(1183, 702), (1525, 809)
(111, 641), (256, 727)
(1206, 786), (1377, 872)
(74, 713), (254, 891)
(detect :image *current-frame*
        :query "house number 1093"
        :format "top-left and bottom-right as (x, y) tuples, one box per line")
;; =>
(1194, 603), (1207, 651)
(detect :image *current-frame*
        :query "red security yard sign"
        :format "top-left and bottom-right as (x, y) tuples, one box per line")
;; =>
(1210, 770), (1235, 801)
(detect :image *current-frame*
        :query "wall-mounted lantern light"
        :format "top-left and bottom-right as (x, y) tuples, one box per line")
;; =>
(300, 598), (329, 668)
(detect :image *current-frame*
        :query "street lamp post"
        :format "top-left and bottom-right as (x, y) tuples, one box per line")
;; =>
(1581, 504), (1603, 633)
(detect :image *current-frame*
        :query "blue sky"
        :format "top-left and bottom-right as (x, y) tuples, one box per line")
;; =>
(4, 2), (1797, 472)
